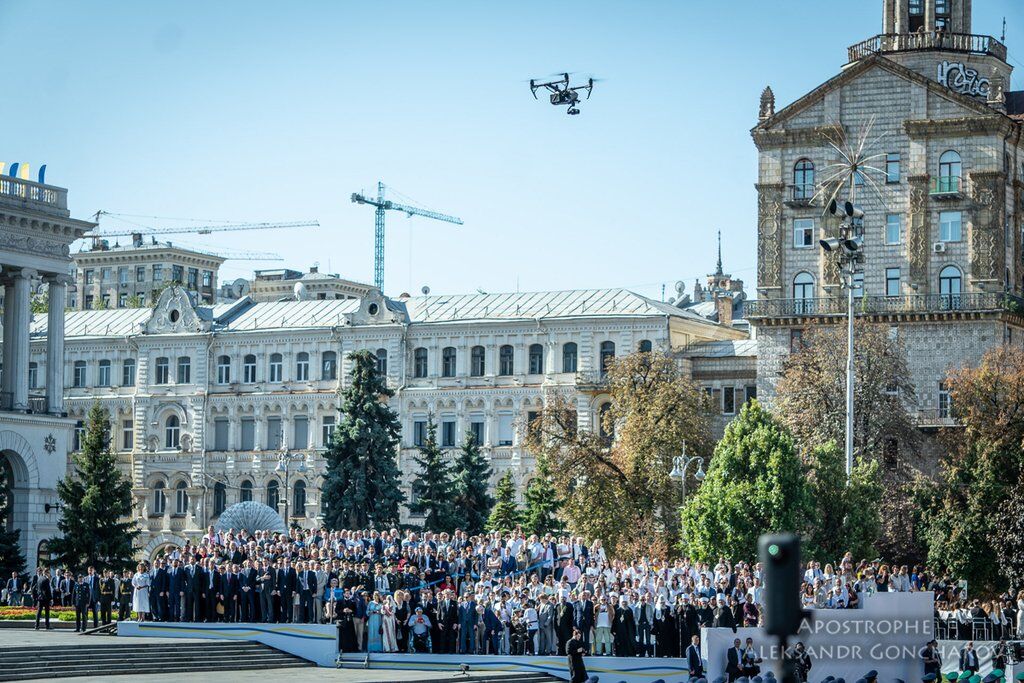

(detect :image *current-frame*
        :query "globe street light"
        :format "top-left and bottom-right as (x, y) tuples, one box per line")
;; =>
(276, 446), (307, 525)
(669, 442), (706, 503)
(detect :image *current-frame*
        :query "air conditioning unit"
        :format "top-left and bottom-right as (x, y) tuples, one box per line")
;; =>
(932, 242), (947, 254)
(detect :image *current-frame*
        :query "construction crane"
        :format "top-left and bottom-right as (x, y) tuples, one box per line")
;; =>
(351, 182), (463, 290)
(87, 214), (319, 238)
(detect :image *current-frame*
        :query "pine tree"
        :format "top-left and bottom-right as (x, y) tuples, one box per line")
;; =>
(0, 460), (26, 576)
(451, 432), (494, 535)
(49, 401), (138, 573)
(487, 470), (521, 532)
(522, 459), (561, 536)
(407, 417), (459, 532)
(322, 350), (405, 529)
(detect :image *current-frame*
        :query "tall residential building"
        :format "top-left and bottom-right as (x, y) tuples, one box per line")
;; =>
(748, 0), (1024, 466)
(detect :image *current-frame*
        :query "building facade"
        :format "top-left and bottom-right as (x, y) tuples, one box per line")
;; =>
(250, 266), (372, 302)
(748, 0), (1024, 462)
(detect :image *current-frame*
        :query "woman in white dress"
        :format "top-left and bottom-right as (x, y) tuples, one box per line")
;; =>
(131, 562), (151, 623)
(381, 595), (398, 652)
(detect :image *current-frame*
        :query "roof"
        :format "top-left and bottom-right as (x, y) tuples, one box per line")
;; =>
(31, 307), (153, 339)
(217, 299), (361, 330)
(682, 339), (758, 358)
(73, 241), (227, 263)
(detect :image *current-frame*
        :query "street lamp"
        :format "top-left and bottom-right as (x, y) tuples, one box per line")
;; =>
(275, 446), (307, 525)
(669, 442), (706, 503)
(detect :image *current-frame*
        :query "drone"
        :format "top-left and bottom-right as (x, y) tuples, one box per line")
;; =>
(529, 72), (595, 115)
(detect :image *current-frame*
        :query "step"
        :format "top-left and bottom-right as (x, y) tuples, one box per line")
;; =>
(0, 663), (312, 682)
(0, 652), (302, 666)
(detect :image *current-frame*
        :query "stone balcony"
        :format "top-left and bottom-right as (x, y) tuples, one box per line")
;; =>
(0, 176), (70, 218)
(848, 31), (1007, 63)
(746, 292), (1024, 321)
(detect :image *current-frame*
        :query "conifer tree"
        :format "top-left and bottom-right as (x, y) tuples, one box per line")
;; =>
(522, 459), (561, 536)
(50, 401), (138, 572)
(451, 432), (493, 535)
(322, 350), (404, 529)
(487, 470), (521, 532)
(0, 460), (26, 576)
(407, 417), (459, 532)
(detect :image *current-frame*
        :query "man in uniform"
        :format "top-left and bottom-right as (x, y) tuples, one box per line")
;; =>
(118, 569), (134, 621)
(99, 570), (116, 625)
(73, 574), (91, 632)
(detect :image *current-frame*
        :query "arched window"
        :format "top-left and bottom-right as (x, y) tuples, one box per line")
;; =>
(374, 348), (388, 376)
(175, 481), (189, 516)
(213, 482), (227, 516)
(177, 356), (191, 383)
(528, 344), (544, 374)
(267, 480), (280, 511)
(793, 159), (815, 200)
(165, 415), (180, 449)
(216, 355), (231, 384)
(470, 346), (486, 377)
(499, 345), (514, 376)
(153, 482), (166, 515)
(293, 481), (307, 517)
(239, 479), (253, 503)
(939, 265), (963, 310)
(598, 401), (614, 440)
(321, 351), (337, 380)
(638, 339), (653, 353)
(442, 346), (457, 377)
(599, 341), (616, 376)
(243, 354), (257, 383)
(793, 272), (815, 314)
(562, 342), (578, 373)
(268, 353), (283, 382)
(295, 352), (309, 381)
(938, 150), (962, 192)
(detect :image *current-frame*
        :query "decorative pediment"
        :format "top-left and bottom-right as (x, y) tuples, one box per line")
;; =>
(145, 285), (208, 334)
(344, 289), (408, 326)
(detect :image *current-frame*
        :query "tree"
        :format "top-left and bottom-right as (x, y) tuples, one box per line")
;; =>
(525, 352), (710, 556)
(804, 442), (882, 561)
(521, 459), (561, 537)
(681, 400), (812, 561)
(322, 350), (405, 529)
(407, 417), (459, 532)
(487, 470), (521, 533)
(0, 460), (26, 577)
(30, 292), (48, 314)
(451, 432), (493, 535)
(49, 402), (138, 573)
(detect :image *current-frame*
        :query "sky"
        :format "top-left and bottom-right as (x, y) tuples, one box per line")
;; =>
(4, 0), (1023, 300)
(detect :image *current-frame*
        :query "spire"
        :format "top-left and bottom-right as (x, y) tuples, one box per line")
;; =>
(716, 230), (723, 276)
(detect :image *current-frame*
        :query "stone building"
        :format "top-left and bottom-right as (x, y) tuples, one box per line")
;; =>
(748, 0), (1024, 466)
(249, 266), (372, 302)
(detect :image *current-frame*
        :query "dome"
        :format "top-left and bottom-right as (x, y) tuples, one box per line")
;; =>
(214, 501), (286, 535)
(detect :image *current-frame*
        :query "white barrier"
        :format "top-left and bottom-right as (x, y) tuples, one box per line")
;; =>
(117, 621), (337, 667)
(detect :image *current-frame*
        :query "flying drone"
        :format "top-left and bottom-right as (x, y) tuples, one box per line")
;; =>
(529, 72), (596, 115)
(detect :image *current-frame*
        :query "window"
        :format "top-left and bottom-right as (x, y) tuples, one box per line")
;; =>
(153, 482), (166, 516)
(266, 417), (282, 450)
(598, 402), (613, 440)
(939, 265), (962, 309)
(202, 270), (213, 288)
(885, 268), (901, 297)
(322, 415), (337, 445)
(793, 272), (815, 313)
(599, 341), (615, 376)
(175, 482), (189, 516)
(793, 218), (814, 248)
(293, 416), (309, 449)
(790, 329), (805, 353)
(214, 418), (229, 451)
(321, 351), (337, 380)
(497, 413), (514, 446)
(118, 267), (128, 285)
(562, 342), (578, 373)
(938, 381), (952, 419)
(217, 356), (231, 384)
(470, 346), (485, 376)
(528, 344), (544, 374)
(267, 480), (280, 511)
(442, 347), (457, 377)
(84, 269), (94, 285)
(122, 419), (134, 450)
(84, 294), (94, 309)
(177, 356), (191, 384)
(165, 415), (181, 449)
(171, 265), (183, 283)
(939, 211), (962, 242)
(100, 267), (111, 282)
(240, 418), (255, 450)
(470, 420), (485, 445)
(938, 150), (962, 193)
(723, 387), (736, 415)
(852, 272), (864, 298)
(499, 345), (514, 375)
(28, 362), (38, 389)
(213, 482), (226, 516)
(638, 339), (653, 353)
(240, 480), (253, 503)
(153, 264), (164, 282)
(295, 352), (309, 381)
(883, 438), (899, 471)
(243, 354), (257, 383)
(409, 347), (429, 378)
(793, 159), (814, 199)
(293, 481), (306, 517)
(886, 153), (900, 184)
(745, 385), (757, 403)
(118, 293), (127, 308)
(136, 266), (146, 283)
(268, 353), (283, 382)
(885, 214), (902, 245)
(73, 361), (87, 388)
(441, 420), (456, 447)
(74, 420), (84, 451)
(413, 420), (427, 447)
(187, 268), (198, 289)
(909, 0), (922, 14)
(154, 357), (169, 384)
(374, 348), (388, 376)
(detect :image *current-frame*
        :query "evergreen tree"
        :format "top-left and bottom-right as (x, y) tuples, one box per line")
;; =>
(49, 401), (138, 573)
(407, 417), (459, 532)
(0, 459), (26, 576)
(522, 459), (561, 536)
(451, 432), (493, 535)
(322, 350), (405, 529)
(487, 470), (521, 532)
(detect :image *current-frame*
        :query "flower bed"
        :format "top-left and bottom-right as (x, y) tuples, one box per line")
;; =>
(0, 606), (76, 621)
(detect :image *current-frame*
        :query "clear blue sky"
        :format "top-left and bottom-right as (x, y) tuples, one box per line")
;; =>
(4, 1), (1022, 299)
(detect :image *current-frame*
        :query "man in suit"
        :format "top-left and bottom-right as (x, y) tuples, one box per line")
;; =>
(239, 560), (256, 623)
(222, 564), (240, 623)
(458, 594), (477, 654)
(84, 566), (102, 627)
(726, 637), (744, 681)
(33, 568), (53, 630)
(573, 590), (595, 654)
(183, 556), (200, 622)
(686, 634), (704, 678)
(921, 639), (941, 678)
(634, 593), (655, 657)
(5, 571), (23, 607)
(150, 560), (168, 622)
(277, 559), (296, 623)
(297, 561), (317, 624)
(99, 570), (117, 625)
(555, 594), (575, 656)
(313, 561), (329, 624)
(58, 570), (74, 608)
(960, 642), (980, 673)
(203, 558), (221, 622)
(258, 560), (276, 623)
(165, 560), (183, 622)
(437, 589), (459, 654)
(537, 593), (556, 655)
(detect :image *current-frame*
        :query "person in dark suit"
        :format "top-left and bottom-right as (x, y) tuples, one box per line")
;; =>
(437, 590), (459, 654)
(203, 559), (221, 622)
(566, 627), (589, 683)
(239, 561), (256, 622)
(167, 560), (186, 622)
(555, 594), (575, 656)
(573, 591), (595, 654)
(222, 565), (239, 623)
(33, 568), (53, 630)
(118, 570), (134, 621)
(458, 594), (477, 654)
(99, 570), (116, 625)
(921, 639), (941, 678)
(85, 566), (102, 627)
(726, 637), (744, 681)
(6, 571), (24, 607)
(190, 560), (207, 622)
(297, 562), (317, 624)
(686, 634), (704, 678)
(959, 642), (979, 673)
(258, 560), (276, 623)
(483, 603), (503, 655)
(183, 557), (200, 622)
(150, 561), (168, 622)
(277, 559), (296, 623)
(74, 575), (92, 632)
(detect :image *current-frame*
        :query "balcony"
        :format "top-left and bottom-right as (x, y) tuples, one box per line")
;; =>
(0, 176), (69, 217)
(930, 176), (963, 199)
(915, 409), (959, 429)
(785, 184), (816, 208)
(575, 370), (609, 390)
(746, 292), (1024, 320)
(848, 32), (1007, 63)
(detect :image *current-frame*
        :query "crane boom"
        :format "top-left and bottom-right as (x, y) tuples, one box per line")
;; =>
(87, 220), (319, 237)
(386, 201), (463, 225)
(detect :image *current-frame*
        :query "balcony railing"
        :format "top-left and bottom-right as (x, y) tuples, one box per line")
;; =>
(848, 32), (1007, 63)
(575, 370), (609, 388)
(930, 176), (963, 198)
(786, 184), (816, 207)
(0, 176), (68, 215)
(915, 409), (959, 428)
(746, 293), (1024, 319)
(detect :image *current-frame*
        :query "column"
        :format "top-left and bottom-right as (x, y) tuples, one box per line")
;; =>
(11, 268), (36, 411)
(924, 0), (936, 31)
(1, 273), (14, 405)
(883, 0), (896, 34)
(45, 274), (69, 414)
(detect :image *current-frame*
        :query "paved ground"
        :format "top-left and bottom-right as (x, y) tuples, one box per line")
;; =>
(0, 628), (210, 648)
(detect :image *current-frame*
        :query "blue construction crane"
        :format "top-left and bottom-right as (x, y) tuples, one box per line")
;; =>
(351, 181), (463, 291)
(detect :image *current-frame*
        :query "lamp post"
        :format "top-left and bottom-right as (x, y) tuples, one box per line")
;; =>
(669, 442), (706, 504)
(276, 446), (307, 525)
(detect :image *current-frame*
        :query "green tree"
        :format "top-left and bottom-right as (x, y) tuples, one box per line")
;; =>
(49, 402), (138, 572)
(322, 350), (405, 529)
(805, 442), (882, 560)
(30, 292), (48, 314)
(407, 417), (460, 532)
(522, 459), (561, 536)
(451, 432), (493, 535)
(0, 460), (26, 576)
(487, 470), (521, 532)
(681, 400), (812, 561)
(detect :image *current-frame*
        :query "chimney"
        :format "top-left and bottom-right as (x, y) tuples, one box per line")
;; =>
(310, 265), (318, 274)
(714, 292), (733, 327)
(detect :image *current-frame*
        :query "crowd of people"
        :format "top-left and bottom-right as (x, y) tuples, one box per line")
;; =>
(3, 526), (1023, 658)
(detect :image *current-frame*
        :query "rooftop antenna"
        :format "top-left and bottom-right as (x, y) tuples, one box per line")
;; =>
(1001, 17), (1006, 43)
(716, 230), (724, 275)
